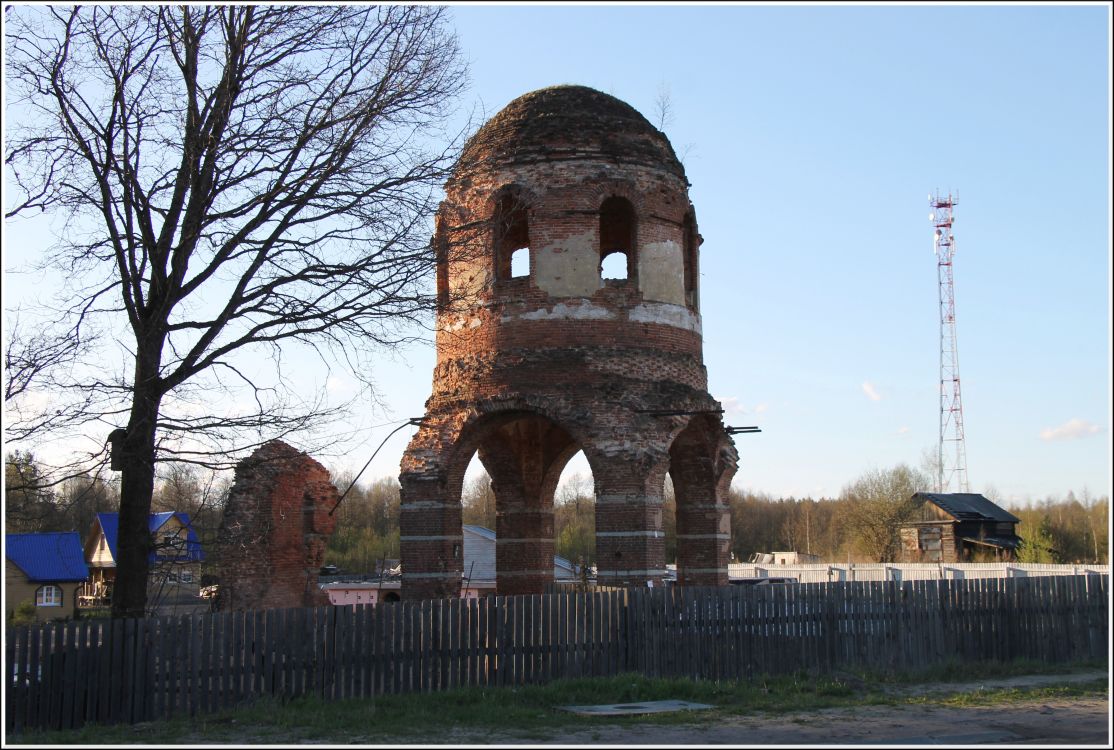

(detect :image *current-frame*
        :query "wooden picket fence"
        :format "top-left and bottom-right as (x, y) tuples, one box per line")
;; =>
(5, 575), (1108, 734)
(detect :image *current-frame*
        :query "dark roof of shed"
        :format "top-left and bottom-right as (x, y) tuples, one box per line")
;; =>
(456, 85), (685, 179)
(913, 492), (1021, 524)
(5, 532), (90, 582)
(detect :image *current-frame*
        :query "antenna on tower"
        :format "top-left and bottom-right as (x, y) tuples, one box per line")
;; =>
(930, 191), (969, 493)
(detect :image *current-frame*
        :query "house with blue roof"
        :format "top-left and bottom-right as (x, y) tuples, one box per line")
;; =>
(5, 532), (89, 623)
(82, 512), (206, 615)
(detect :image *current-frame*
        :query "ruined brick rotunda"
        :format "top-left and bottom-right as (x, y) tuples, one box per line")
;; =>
(399, 85), (738, 599)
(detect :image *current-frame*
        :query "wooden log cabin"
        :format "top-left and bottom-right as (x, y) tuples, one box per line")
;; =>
(900, 492), (1022, 563)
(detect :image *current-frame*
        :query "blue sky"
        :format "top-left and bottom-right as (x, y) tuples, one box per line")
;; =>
(3, 3), (1110, 505)
(375, 2), (1112, 504)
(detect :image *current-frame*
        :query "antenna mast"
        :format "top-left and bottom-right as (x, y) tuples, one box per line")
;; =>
(930, 191), (969, 493)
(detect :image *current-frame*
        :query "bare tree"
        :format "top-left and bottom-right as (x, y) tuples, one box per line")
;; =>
(461, 472), (496, 529)
(839, 464), (930, 562)
(652, 82), (674, 132)
(5, 5), (468, 617)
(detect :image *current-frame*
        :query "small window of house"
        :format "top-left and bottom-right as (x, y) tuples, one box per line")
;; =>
(36, 585), (62, 607)
(599, 196), (636, 282)
(180, 570), (194, 584)
(493, 192), (530, 281)
(163, 532), (183, 550)
(166, 571), (179, 583)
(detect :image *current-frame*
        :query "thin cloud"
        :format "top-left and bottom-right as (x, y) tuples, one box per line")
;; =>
(717, 396), (747, 416)
(861, 381), (882, 401)
(326, 374), (357, 398)
(1040, 418), (1102, 441)
(896, 426), (910, 436)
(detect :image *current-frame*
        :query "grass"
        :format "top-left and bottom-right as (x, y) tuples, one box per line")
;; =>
(11, 660), (1108, 745)
(924, 680), (1109, 708)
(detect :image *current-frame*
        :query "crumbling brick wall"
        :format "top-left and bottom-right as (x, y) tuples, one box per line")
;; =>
(216, 440), (339, 611)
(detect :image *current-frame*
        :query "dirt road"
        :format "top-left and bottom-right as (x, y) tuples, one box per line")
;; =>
(448, 671), (1110, 746)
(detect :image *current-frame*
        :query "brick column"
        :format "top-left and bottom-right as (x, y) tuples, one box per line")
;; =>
(479, 418), (573, 595)
(593, 451), (669, 588)
(674, 490), (731, 586)
(669, 420), (736, 587)
(399, 473), (463, 601)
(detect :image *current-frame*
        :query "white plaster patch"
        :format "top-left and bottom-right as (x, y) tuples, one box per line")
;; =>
(443, 316), (485, 332)
(639, 240), (685, 305)
(533, 232), (600, 297)
(629, 302), (702, 334)
(507, 302), (617, 323)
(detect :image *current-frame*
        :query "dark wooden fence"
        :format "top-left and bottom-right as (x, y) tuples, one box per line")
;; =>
(6, 575), (1107, 734)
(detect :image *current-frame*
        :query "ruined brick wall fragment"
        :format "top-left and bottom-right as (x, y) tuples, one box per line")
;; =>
(216, 440), (339, 611)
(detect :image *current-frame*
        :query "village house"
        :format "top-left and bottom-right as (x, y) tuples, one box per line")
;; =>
(900, 492), (1022, 563)
(81, 512), (206, 615)
(322, 525), (582, 606)
(5, 532), (90, 623)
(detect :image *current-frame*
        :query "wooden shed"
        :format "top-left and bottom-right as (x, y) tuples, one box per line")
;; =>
(900, 492), (1022, 563)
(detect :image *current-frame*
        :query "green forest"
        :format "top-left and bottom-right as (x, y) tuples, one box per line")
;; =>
(6, 452), (1108, 574)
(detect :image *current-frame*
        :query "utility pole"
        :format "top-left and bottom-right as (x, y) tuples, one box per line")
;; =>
(930, 191), (969, 493)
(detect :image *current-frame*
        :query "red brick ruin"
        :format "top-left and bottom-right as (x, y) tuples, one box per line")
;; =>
(216, 441), (339, 610)
(399, 85), (738, 599)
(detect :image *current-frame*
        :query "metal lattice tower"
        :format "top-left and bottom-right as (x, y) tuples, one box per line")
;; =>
(930, 191), (969, 493)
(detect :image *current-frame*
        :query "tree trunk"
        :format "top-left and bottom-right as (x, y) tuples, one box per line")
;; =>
(111, 342), (165, 619)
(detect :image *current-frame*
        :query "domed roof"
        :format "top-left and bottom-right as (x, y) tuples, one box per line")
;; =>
(456, 85), (685, 179)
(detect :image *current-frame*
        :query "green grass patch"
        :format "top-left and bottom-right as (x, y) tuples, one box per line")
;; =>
(13, 661), (1107, 745)
(921, 679), (1109, 708)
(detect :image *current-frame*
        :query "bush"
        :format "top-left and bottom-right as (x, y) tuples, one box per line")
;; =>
(9, 599), (37, 627)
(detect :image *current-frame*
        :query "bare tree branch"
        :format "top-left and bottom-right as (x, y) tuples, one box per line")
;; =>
(4, 4), (470, 617)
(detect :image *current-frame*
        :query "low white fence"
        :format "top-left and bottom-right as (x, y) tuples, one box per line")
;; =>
(728, 562), (1110, 584)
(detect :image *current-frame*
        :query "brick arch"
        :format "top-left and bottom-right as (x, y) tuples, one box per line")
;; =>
(582, 178), (647, 218)
(667, 413), (738, 586)
(399, 400), (601, 599)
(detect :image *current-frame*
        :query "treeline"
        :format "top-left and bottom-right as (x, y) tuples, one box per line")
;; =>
(6, 453), (1108, 574)
(317, 465), (1109, 569)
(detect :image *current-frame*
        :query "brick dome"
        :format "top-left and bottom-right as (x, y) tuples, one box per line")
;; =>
(457, 85), (686, 180)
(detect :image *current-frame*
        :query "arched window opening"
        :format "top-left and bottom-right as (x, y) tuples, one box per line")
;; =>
(493, 192), (530, 282)
(434, 226), (450, 309)
(599, 196), (636, 282)
(36, 585), (62, 607)
(682, 211), (699, 309)
(554, 450), (596, 572)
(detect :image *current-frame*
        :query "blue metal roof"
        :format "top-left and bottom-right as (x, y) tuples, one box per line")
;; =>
(5, 532), (90, 582)
(94, 512), (205, 563)
(462, 524), (497, 541)
(461, 524), (580, 577)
